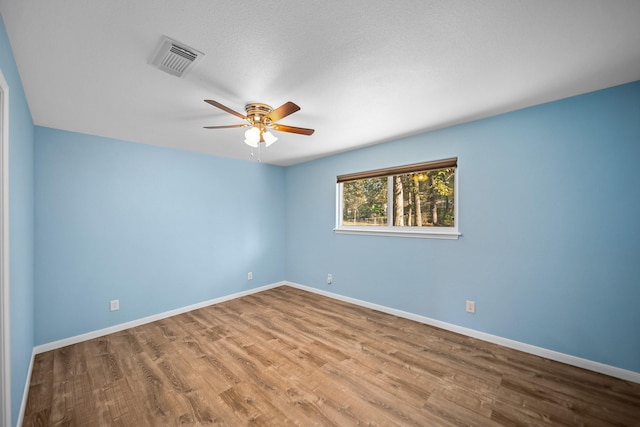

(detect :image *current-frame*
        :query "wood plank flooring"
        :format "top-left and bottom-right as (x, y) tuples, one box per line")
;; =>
(23, 286), (640, 426)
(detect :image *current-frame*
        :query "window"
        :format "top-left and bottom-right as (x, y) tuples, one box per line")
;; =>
(336, 158), (459, 239)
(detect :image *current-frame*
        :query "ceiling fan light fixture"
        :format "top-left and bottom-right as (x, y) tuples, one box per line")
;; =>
(244, 138), (259, 148)
(244, 127), (260, 147)
(263, 131), (278, 147)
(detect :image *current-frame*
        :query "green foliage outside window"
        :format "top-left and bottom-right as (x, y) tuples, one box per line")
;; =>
(342, 177), (388, 226)
(392, 168), (455, 227)
(341, 167), (455, 227)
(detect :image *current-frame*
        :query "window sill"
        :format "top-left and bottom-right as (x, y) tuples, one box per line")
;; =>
(334, 227), (460, 240)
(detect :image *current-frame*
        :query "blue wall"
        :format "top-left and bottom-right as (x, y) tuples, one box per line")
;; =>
(3, 8), (640, 421)
(34, 127), (286, 344)
(286, 81), (640, 373)
(1, 13), (35, 427)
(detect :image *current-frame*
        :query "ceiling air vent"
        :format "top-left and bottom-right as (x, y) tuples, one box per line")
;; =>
(151, 37), (204, 77)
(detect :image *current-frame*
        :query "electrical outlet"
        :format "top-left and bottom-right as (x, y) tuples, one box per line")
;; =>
(110, 299), (120, 312)
(466, 300), (475, 314)
(248, 272), (253, 280)
(327, 273), (332, 285)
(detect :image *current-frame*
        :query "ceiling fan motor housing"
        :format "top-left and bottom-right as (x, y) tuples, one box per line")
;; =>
(245, 103), (273, 126)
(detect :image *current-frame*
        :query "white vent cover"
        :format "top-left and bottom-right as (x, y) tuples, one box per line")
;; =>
(151, 37), (204, 77)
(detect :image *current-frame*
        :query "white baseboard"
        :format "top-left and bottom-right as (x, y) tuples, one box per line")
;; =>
(33, 282), (284, 355)
(284, 281), (640, 385)
(23, 282), (282, 425)
(31, 279), (640, 387)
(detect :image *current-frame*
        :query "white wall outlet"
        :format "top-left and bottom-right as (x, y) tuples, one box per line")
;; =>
(248, 272), (253, 280)
(327, 273), (332, 285)
(466, 300), (475, 314)
(110, 299), (120, 312)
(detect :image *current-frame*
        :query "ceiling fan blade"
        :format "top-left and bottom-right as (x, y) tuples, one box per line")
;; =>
(203, 124), (247, 129)
(266, 102), (300, 123)
(204, 100), (246, 119)
(271, 124), (315, 136)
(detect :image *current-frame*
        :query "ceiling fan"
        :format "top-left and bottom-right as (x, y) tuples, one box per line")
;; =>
(203, 100), (315, 147)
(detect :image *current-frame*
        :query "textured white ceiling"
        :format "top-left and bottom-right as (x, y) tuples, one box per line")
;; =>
(1, 1), (639, 166)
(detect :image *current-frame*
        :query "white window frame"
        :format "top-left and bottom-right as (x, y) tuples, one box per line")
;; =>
(334, 159), (460, 239)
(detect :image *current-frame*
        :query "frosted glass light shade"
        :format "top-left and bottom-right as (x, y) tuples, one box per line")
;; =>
(244, 127), (260, 147)
(263, 131), (278, 147)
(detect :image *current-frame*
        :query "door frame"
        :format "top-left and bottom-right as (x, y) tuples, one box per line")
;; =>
(0, 69), (11, 427)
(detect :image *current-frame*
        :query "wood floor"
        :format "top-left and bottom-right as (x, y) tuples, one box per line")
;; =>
(23, 286), (640, 426)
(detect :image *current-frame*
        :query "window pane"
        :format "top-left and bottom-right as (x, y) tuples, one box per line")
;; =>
(392, 168), (455, 227)
(342, 177), (388, 226)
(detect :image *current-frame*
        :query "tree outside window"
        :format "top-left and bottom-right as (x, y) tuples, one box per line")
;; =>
(392, 168), (455, 227)
(337, 158), (457, 235)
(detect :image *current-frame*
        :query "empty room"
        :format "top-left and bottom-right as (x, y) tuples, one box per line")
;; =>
(1, 1), (640, 426)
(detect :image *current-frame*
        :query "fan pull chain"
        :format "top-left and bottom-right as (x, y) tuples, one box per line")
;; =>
(250, 144), (263, 162)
